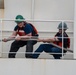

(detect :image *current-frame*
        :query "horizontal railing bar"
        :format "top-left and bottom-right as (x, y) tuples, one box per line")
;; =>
(0, 30), (74, 33)
(0, 19), (74, 22)
(0, 52), (73, 54)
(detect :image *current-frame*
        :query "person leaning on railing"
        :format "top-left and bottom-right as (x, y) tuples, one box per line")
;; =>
(32, 22), (70, 59)
(3, 15), (39, 58)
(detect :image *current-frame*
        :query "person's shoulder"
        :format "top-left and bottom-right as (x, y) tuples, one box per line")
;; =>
(25, 23), (32, 28)
(64, 32), (69, 37)
(55, 32), (60, 36)
(27, 23), (32, 26)
(14, 25), (18, 31)
(15, 25), (18, 29)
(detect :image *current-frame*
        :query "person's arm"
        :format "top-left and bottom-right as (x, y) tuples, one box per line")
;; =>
(15, 33), (32, 41)
(3, 31), (17, 42)
(38, 37), (59, 43)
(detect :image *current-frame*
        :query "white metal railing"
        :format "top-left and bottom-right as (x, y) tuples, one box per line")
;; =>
(0, 19), (3, 57)
(1, 19), (74, 22)
(0, 20), (74, 59)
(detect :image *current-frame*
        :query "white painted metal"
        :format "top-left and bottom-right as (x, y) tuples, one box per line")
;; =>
(74, 0), (76, 59)
(0, 19), (3, 57)
(0, 59), (76, 75)
(31, 0), (35, 19)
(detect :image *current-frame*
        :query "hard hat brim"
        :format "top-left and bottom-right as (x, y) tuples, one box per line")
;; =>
(15, 19), (25, 23)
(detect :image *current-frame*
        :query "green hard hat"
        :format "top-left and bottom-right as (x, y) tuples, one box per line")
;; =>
(57, 22), (68, 29)
(15, 15), (25, 23)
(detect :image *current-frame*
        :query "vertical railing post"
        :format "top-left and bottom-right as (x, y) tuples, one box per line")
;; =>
(0, 19), (3, 57)
(74, 0), (76, 59)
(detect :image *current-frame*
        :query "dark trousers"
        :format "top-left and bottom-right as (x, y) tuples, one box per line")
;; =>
(32, 44), (64, 59)
(8, 40), (37, 58)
